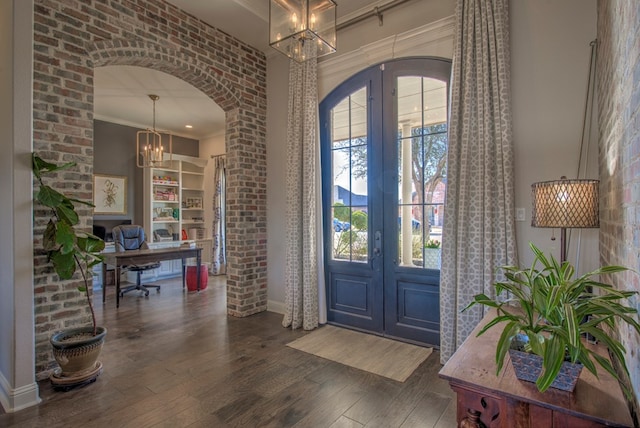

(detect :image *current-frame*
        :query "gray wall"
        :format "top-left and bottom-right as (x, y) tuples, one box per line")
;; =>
(265, 1), (599, 311)
(511, 0), (598, 270)
(0, 0), (39, 412)
(93, 119), (199, 225)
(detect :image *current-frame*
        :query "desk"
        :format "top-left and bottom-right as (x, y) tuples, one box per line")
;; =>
(439, 309), (633, 427)
(102, 246), (202, 308)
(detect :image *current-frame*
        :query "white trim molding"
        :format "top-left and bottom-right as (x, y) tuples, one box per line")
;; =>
(0, 0), (39, 414)
(318, 15), (455, 99)
(0, 372), (41, 413)
(267, 299), (286, 315)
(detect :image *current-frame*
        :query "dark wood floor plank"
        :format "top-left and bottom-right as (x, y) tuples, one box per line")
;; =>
(342, 374), (403, 425)
(433, 399), (457, 428)
(0, 276), (455, 428)
(399, 391), (452, 428)
(362, 353), (448, 427)
(239, 377), (327, 427)
(260, 378), (341, 427)
(330, 415), (365, 428)
(292, 383), (365, 427)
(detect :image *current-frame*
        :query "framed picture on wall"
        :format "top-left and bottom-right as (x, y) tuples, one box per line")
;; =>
(93, 174), (127, 215)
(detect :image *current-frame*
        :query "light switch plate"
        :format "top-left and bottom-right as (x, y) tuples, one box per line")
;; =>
(516, 207), (525, 222)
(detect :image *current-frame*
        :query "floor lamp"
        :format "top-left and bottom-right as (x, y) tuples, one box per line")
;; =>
(531, 177), (599, 263)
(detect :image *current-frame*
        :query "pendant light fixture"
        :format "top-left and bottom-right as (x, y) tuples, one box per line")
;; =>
(136, 94), (173, 168)
(269, 0), (337, 62)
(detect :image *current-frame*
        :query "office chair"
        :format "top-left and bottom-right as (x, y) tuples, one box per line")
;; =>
(111, 225), (161, 297)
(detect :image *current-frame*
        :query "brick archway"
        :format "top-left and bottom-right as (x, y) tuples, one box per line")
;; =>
(89, 40), (242, 112)
(87, 37), (267, 312)
(32, 0), (267, 376)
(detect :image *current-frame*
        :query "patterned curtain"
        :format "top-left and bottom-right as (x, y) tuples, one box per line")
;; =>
(211, 156), (226, 275)
(440, 0), (518, 363)
(282, 48), (320, 331)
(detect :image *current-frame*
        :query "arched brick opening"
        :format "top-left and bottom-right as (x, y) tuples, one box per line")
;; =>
(90, 40), (242, 111)
(88, 38), (267, 312)
(32, 0), (267, 377)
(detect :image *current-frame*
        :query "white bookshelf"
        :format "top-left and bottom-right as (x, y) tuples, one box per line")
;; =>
(143, 154), (208, 244)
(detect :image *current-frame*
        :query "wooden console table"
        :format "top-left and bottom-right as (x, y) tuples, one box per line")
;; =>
(102, 246), (202, 308)
(439, 309), (633, 427)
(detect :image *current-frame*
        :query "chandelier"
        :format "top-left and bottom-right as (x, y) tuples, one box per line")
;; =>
(136, 94), (173, 168)
(269, 0), (337, 62)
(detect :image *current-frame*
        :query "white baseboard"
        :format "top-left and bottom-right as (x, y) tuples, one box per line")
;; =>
(267, 300), (285, 315)
(0, 371), (41, 413)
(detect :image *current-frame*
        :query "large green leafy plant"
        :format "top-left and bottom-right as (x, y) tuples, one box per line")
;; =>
(33, 153), (105, 335)
(464, 242), (640, 395)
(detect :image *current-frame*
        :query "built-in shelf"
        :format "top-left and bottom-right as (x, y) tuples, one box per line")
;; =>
(143, 154), (208, 244)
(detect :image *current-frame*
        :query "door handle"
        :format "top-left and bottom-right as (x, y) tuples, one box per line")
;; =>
(373, 230), (382, 256)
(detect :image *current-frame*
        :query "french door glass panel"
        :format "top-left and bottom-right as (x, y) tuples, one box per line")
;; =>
(396, 76), (447, 269)
(330, 87), (368, 263)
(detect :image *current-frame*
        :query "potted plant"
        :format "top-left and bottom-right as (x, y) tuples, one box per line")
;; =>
(423, 239), (441, 269)
(464, 242), (640, 396)
(33, 154), (107, 387)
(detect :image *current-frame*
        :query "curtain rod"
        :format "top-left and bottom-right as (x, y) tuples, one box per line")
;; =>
(210, 154), (226, 159)
(336, 0), (416, 32)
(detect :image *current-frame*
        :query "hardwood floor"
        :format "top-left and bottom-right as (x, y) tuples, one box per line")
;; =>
(0, 276), (456, 428)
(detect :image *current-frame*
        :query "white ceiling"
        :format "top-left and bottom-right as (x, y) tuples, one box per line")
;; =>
(94, 66), (226, 140)
(94, 0), (387, 140)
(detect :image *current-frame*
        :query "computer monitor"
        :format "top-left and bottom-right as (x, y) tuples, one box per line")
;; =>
(92, 219), (132, 242)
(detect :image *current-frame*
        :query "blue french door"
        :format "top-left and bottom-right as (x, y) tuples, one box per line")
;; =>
(320, 58), (451, 346)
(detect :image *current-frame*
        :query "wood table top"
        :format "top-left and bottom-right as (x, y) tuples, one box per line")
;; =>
(439, 308), (633, 427)
(102, 246), (201, 264)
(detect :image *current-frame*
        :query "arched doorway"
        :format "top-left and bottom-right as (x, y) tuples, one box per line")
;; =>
(91, 40), (266, 316)
(93, 64), (226, 288)
(31, 0), (267, 375)
(320, 57), (451, 346)
(86, 40), (265, 316)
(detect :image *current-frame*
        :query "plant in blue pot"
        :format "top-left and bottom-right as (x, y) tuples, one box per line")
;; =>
(423, 239), (441, 270)
(464, 242), (640, 396)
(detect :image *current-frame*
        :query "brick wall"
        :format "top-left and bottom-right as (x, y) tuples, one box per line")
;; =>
(33, 0), (267, 377)
(596, 0), (640, 420)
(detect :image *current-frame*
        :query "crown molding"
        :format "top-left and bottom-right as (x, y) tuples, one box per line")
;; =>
(94, 114), (204, 141)
(318, 15), (455, 98)
(233, 0), (268, 22)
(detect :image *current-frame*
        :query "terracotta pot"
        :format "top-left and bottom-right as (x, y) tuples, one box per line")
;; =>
(50, 326), (107, 376)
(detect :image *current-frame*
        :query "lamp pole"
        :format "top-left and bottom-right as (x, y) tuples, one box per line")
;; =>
(560, 227), (567, 263)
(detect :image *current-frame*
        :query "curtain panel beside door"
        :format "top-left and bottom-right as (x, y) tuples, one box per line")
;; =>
(439, 0), (518, 363)
(282, 51), (321, 331)
(211, 155), (226, 275)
